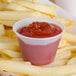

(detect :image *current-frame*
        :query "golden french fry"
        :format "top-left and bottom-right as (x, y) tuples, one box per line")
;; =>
(0, 70), (14, 76)
(56, 16), (74, 26)
(0, 24), (5, 36)
(71, 53), (76, 57)
(11, 58), (23, 61)
(0, 16), (50, 27)
(42, 59), (67, 67)
(0, 3), (7, 10)
(0, 37), (19, 51)
(0, 60), (76, 76)
(0, 11), (33, 20)
(13, 0), (56, 17)
(0, 49), (22, 58)
(5, 29), (17, 40)
(56, 51), (71, 60)
(16, 73), (25, 76)
(0, 36), (18, 44)
(6, 3), (33, 11)
(0, 57), (10, 61)
(64, 43), (71, 47)
(57, 46), (76, 54)
(26, 0), (36, 2)
(62, 32), (76, 43)
(58, 39), (68, 48)
(0, 37), (17, 43)
(31, 0), (36, 2)
(0, 0), (36, 3)
(0, 11), (50, 21)
(0, 42), (19, 51)
(67, 57), (76, 65)
(0, 0), (13, 3)
(0, 20), (17, 27)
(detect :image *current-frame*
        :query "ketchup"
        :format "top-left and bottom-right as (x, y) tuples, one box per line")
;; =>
(18, 22), (62, 38)
(17, 21), (62, 65)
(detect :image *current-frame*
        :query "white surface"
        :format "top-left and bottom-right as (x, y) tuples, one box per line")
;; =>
(55, 0), (76, 17)
(13, 17), (64, 45)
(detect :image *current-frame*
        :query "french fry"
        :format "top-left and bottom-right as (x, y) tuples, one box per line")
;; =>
(42, 59), (67, 67)
(0, 37), (19, 47)
(57, 46), (76, 54)
(0, 11), (33, 20)
(0, 37), (17, 43)
(0, 70), (16, 76)
(0, 20), (17, 27)
(0, 37), (19, 51)
(31, 0), (37, 2)
(0, 43), (19, 51)
(62, 32), (76, 43)
(16, 73), (25, 76)
(27, 0), (36, 2)
(13, 0), (56, 17)
(0, 49), (22, 58)
(56, 16), (74, 26)
(11, 58), (23, 61)
(6, 3), (33, 11)
(58, 39), (68, 49)
(64, 43), (71, 47)
(0, 0), (36, 3)
(0, 3), (7, 10)
(0, 58), (10, 61)
(67, 57), (76, 65)
(0, 60), (76, 76)
(71, 53), (76, 57)
(0, 0), (13, 3)
(0, 24), (5, 36)
(0, 11), (50, 21)
(5, 29), (17, 40)
(56, 51), (71, 60)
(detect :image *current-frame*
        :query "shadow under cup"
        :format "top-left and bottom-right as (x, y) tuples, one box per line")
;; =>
(13, 17), (65, 65)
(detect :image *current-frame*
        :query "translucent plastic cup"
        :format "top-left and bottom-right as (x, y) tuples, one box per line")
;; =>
(13, 17), (65, 65)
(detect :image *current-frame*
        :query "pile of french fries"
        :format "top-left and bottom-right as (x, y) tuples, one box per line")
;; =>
(0, 0), (76, 76)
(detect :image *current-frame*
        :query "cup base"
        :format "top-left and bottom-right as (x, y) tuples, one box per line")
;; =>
(24, 57), (55, 66)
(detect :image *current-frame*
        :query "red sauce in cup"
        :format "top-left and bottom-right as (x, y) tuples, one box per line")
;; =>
(17, 22), (62, 65)
(17, 22), (62, 38)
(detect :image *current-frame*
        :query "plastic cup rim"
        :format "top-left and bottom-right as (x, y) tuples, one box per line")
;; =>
(13, 17), (65, 40)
